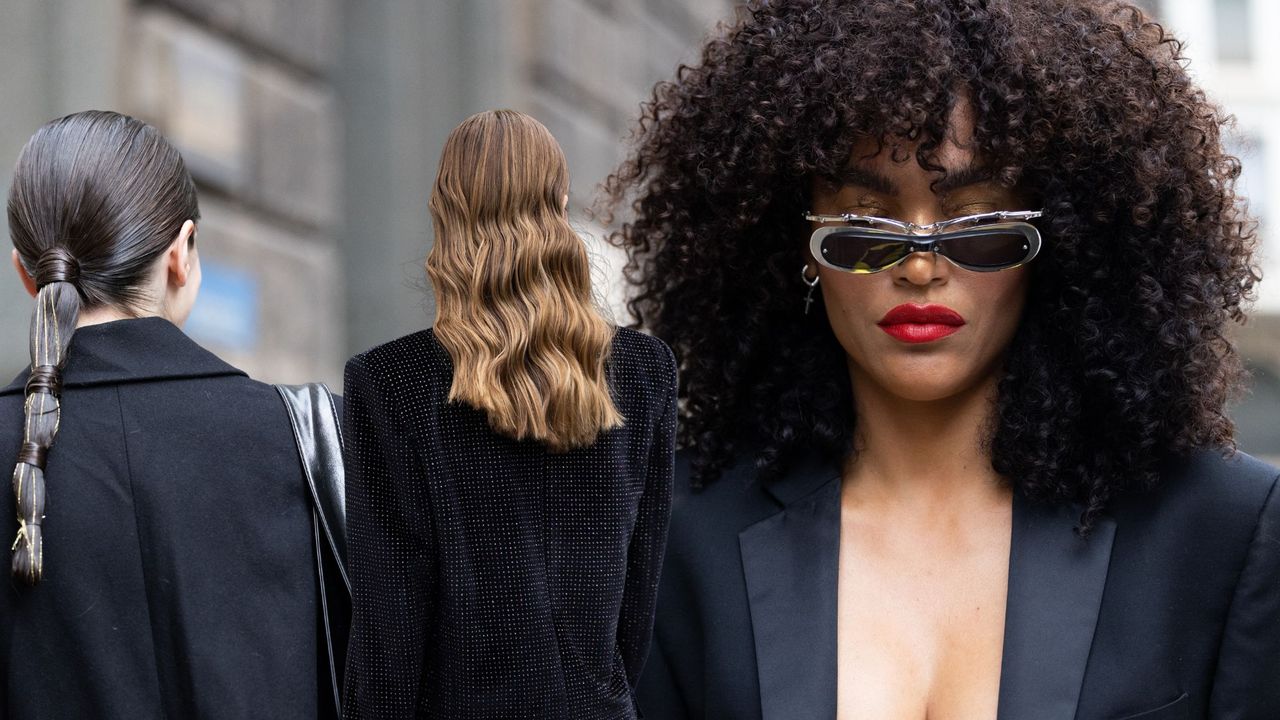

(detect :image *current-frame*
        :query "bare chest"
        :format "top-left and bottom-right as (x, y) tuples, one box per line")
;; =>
(835, 511), (1011, 720)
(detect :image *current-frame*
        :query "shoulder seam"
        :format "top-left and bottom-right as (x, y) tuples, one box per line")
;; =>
(1210, 468), (1280, 669)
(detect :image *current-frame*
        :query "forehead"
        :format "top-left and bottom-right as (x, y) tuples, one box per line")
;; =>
(843, 97), (980, 178)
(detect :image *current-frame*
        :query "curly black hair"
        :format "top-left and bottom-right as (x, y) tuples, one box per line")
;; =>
(603, 0), (1259, 527)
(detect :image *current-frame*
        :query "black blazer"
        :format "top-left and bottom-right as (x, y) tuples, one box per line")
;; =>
(0, 318), (321, 720)
(341, 327), (678, 719)
(637, 449), (1280, 720)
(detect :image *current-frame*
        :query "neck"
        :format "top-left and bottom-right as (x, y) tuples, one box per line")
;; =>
(844, 365), (1008, 513)
(76, 305), (151, 329)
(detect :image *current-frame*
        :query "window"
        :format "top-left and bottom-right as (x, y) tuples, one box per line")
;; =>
(1231, 134), (1268, 227)
(1214, 0), (1253, 63)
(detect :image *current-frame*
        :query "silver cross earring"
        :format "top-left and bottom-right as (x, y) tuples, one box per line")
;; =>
(801, 264), (820, 315)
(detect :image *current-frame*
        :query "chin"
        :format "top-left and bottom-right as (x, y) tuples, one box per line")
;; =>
(866, 360), (992, 403)
(883, 380), (973, 403)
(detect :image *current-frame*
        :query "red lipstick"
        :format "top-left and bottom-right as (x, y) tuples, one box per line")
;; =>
(877, 303), (966, 343)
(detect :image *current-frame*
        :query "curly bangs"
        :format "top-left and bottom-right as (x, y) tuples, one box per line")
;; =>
(604, 0), (1259, 526)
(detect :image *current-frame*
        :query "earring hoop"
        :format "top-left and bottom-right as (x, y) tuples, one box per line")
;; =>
(801, 264), (819, 315)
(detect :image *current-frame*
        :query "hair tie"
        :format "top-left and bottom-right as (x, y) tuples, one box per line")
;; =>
(33, 247), (80, 288)
(17, 442), (47, 470)
(25, 366), (62, 398)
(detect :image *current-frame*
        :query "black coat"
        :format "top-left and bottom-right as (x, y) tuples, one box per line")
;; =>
(341, 327), (677, 720)
(637, 449), (1280, 720)
(0, 317), (321, 719)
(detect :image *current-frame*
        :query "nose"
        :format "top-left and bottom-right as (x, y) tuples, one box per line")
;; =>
(892, 249), (948, 287)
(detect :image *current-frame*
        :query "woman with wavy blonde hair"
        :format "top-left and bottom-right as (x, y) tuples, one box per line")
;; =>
(342, 109), (677, 720)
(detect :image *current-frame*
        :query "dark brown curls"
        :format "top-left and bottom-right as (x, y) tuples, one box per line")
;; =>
(604, 0), (1259, 528)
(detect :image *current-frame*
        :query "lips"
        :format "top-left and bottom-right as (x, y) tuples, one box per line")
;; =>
(877, 303), (966, 344)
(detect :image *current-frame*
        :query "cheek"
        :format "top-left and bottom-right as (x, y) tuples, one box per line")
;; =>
(819, 274), (870, 311)
(971, 270), (1030, 339)
(816, 273), (886, 359)
(819, 276), (877, 315)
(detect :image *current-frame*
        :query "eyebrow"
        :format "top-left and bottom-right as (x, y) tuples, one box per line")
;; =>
(831, 166), (897, 195)
(933, 164), (997, 194)
(830, 163), (998, 196)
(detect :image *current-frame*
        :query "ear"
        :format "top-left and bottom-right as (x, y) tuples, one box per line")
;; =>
(561, 194), (569, 212)
(164, 220), (198, 288)
(12, 249), (37, 298)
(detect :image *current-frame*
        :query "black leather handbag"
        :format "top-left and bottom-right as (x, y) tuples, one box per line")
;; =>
(276, 383), (350, 719)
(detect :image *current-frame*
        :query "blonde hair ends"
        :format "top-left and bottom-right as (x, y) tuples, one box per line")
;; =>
(426, 110), (623, 451)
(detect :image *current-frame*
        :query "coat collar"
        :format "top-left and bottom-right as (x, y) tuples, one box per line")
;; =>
(0, 317), (245, 396)
(759, 453), (842, 507)
(739, 456), (842, 720)
(737, 453), (1115, 720)
(997, 491), (1116, 720)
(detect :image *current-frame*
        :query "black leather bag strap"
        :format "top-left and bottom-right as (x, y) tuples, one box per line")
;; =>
(276, 382), (351, 717)
(277, 383), (349, 580)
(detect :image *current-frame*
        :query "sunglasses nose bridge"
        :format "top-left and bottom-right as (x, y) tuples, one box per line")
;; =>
(890, 238), (949, 283)
(904, 238), (936, 255)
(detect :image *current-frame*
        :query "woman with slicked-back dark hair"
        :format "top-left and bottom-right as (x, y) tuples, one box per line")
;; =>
(0, 111), (337, 719)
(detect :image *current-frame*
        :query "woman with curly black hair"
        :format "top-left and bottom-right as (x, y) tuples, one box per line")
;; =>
(605, 1), (1279, 718)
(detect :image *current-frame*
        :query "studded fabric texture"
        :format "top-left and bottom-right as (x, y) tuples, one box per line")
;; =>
(341, 327), (677, 719)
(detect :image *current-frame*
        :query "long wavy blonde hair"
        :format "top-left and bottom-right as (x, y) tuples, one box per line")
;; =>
(426, 110), (622, 451)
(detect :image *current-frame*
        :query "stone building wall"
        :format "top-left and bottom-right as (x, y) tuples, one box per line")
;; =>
(127, 0), (344, 385)
(0, 0), (345, 386)
(337, 0), (736, 355)
(0, 0), (734, 386)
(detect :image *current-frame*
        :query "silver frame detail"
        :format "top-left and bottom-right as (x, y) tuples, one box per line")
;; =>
(804, 210), (1045, 274)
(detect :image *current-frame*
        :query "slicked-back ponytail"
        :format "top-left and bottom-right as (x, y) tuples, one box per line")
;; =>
(11, 266), (79, 583)
(7, 110), (199, 584)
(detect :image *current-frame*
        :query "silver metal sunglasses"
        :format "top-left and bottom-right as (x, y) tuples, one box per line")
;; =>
(804, 209), (1044, 274)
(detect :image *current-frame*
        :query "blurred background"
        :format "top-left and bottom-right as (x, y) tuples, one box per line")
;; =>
(0, 0), (1275, 461)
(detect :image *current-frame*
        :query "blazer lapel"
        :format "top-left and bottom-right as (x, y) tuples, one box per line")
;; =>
(998, 492), (1116, 720)
(739, 464), (841, 720)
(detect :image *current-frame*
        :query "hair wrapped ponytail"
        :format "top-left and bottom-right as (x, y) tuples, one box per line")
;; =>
(12, 249), (81, 584)
(6, 110), (198, 585)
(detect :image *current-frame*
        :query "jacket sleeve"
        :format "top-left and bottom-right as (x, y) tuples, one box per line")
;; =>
(340, 353), (434, 720)
(1209, 470), (1280, 719)
(617, 344), (678, 688)
(635, 626), (691, 719)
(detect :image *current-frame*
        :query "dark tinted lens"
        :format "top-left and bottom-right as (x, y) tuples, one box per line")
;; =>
(937, 231), (1030, 268)
(819, 230), (911, 272)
